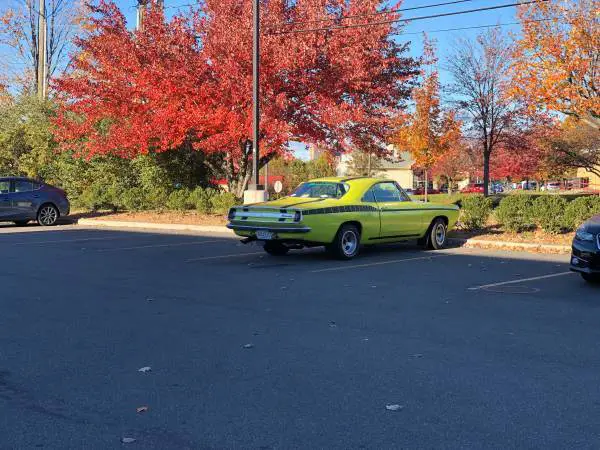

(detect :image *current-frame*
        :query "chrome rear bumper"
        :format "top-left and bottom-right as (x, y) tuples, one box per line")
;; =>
(227, 224), (311, 233)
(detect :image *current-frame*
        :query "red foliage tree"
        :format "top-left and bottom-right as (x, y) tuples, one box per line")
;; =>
(54, 0), (418, 196)
(53, 2), (212, 159)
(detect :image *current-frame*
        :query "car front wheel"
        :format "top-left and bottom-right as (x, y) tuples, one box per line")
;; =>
(581, 273), (600, 284)
(426, 218), (448, 250)
(37, 204), (59, 226)
(329, 224), (360, 260)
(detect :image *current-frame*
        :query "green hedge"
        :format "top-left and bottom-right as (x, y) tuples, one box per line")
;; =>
(460, 196), (493, 230)
(532, 195), (569, 234)
(495, 195), (535, 233)
(564, 196), (600, 230)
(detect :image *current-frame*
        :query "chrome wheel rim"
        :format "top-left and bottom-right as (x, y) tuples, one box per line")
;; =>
(341, 230), (358, 256)
(434, 223), (446, 246)
(39, 206), (58, 225)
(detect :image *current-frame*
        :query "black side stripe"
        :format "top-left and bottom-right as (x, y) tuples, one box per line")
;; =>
(302, 205), (456, 215)
(368, 234), (421, 240)
(303, 205), (378, 215)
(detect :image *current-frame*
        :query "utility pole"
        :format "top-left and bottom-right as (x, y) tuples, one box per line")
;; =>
(251, 0), (260, 189)
(37, 0), (47, 100)
(244, 0), (266, 203)
(136, 0), (147, 31)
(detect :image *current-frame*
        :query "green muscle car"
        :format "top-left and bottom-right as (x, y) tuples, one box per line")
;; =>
(227, 177), (460, 259)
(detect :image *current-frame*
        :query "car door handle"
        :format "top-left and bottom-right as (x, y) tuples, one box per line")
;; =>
(33, 194), (40, 198)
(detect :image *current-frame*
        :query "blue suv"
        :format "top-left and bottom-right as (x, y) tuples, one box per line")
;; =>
(0, 177), (70, 226)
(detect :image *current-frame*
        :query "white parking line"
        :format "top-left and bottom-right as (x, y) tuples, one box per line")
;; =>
(98, 240), (219, 252)
(311, 253), (453, 273)
(468, 271), (574, 291)
(186, 251), (264, 262)
(4, 236), (128, 246)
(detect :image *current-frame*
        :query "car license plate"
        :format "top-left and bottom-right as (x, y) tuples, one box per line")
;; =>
(256, 230), (274, 240)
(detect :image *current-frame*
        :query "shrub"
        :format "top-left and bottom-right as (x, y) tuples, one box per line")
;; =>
(210, 192), (237, 214)
(564, 196), (600, 231)
(190, 187), (217, 214)
(532, 195), (568, 234)
(120, 187), (153, 211)
(459, 196), (493, 230)
(166, 188), (194, 211)
(496, 195), (535, 232)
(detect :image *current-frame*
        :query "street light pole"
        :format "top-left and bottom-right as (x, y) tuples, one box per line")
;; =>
(251, 0), (260, 190)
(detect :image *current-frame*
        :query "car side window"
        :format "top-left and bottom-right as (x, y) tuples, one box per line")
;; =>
(371, 182), (407, 202)
(0, 180), (9, 194)
(361, 188), (376, 203)
(14, 180), (34, 193)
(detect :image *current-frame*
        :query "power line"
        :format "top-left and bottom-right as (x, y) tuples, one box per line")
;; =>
(277, 0), (480, 28)
(393, 18), (549, 37)
(268, 0), (549, 36)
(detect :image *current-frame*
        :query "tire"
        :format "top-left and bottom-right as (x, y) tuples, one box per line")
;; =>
(426, 218), (448, 250)
(13, 220), (29, 227)
(581, 273), (600, 284)
(329, 224), (361, 260)
(263, 241), (289, 256)
(37, 204), (59, 226)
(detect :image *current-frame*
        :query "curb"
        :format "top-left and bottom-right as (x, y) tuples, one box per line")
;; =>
(77, 218), (234, 235)
(77, 218), (572, 253)
(449, 237), (571, 253)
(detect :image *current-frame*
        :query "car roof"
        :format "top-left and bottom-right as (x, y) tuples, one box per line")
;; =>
(0, 176), (36, 182)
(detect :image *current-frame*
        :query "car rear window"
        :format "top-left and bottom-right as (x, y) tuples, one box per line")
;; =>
(290, 182), (348, 199)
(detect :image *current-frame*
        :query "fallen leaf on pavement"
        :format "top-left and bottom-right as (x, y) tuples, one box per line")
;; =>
(138, 366), (151, 373)
(243, 343), (254, 349)
(121, 437), (136, 443)
(385, 404), (404, 411)
(136, 406), (149, 413)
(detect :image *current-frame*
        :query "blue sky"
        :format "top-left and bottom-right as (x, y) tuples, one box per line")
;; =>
(1, 0), (522, 159)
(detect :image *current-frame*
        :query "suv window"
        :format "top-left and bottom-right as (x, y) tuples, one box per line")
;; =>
(0, 180), (9, 194)
(14, 180), (34, 193)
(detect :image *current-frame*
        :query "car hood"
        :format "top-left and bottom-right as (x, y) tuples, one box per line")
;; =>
(582, 214), (600, 234)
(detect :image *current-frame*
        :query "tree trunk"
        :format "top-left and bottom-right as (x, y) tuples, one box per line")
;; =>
(483, 151), (491, 197)
(448, 177), (453, 195)
(424, 169), (428, 203)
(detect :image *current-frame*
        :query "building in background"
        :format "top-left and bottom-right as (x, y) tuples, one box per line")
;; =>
(308, 143), (325, 161)
(577, 167), (600, 191)
(336, 148), (421, 190)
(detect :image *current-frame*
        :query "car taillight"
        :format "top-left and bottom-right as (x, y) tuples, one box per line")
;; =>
(228, 208), (236, 220)
(293, 210), (302, 222)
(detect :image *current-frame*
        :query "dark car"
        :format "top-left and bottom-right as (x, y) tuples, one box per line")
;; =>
(570, 214), (600, 283)
(0, 177), (70, 226)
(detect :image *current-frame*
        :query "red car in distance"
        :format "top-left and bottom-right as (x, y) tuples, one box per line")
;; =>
(460, 183), (485, 194)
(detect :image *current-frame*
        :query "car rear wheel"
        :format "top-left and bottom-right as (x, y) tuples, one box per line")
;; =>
(37, 204), (59, 226)
(329, 224), (360, 260)
(581, 273), (600, 284)
(13, 220), (29, 227)
(424, 218), (448, 250)
(263, 241), (289, 256)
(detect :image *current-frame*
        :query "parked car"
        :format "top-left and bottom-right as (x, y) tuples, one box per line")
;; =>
(570, 214), (600, 283)
(0, 177), (70, 226)
(461, 183), (485, 194)
(541, 181), (561, 191)
(227, 177), (460, 259)
(413, 186), (440, 195)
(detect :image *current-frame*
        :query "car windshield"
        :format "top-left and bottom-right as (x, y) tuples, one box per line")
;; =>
(290, 182), (348, 199)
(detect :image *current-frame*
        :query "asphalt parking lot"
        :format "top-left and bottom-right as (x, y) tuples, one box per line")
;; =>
(1, 224), (599, 449)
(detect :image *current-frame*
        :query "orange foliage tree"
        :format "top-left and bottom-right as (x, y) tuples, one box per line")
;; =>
(394, 38), (461, 201)
(512, 0), (599, 129)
